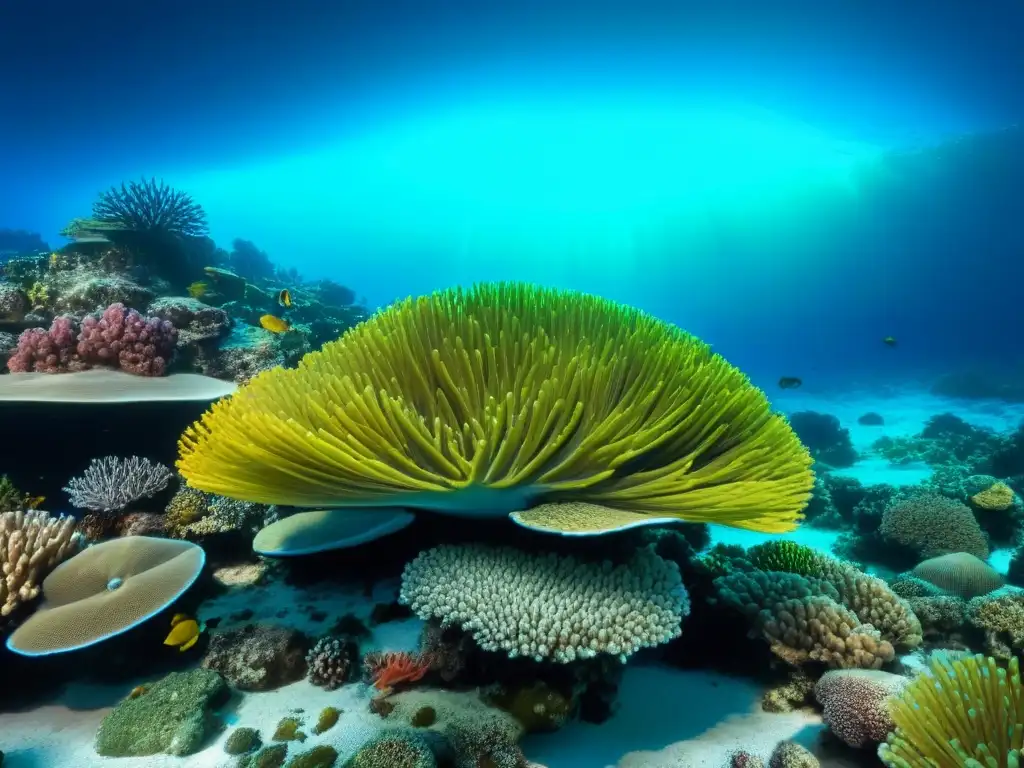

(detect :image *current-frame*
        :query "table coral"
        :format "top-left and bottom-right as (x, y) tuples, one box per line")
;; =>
(400, 543), (688, 663)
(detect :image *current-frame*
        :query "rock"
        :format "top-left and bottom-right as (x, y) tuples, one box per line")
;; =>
(224, 727), (262, 755)
(0, 284), (27, 322)
(94, 668), (228, 757)
(51, 270), (154, 313)
(148, 296), (231, 346)
(202, 623), (309, 691)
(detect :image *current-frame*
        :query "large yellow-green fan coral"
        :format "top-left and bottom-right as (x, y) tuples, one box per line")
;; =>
(177, 283), (813, 535)
(879, 654), (1024, 768)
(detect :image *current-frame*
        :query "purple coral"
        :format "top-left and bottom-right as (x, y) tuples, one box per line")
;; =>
(7, 303), (177, 376)
(7, 316), (84, 373)
(63, 456), (175, 512)
(77, 303), (177, 376)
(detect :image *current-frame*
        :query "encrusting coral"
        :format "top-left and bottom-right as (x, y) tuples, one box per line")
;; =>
(399, 542), (689, 662)
(0, 509), (82, 621)
(178, 282), (814, 536)
(879, 654), (1024, 767)
(971, 480), (1016, 511)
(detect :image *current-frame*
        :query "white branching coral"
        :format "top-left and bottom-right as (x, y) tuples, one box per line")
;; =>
(64, 456), (174, 512)
(1, 510), (83, 619)
(399, 543), (689, 663)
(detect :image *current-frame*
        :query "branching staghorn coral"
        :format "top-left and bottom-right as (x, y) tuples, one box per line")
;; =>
(178, 283), (814, 536)
(1, 509), (83, 620)
(399, 543), (688, 662)
(64, 456), (174, 512)
(879, 654), (1024, 767)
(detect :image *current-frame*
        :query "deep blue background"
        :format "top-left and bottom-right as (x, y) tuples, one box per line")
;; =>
(2, 0), (1023, 391)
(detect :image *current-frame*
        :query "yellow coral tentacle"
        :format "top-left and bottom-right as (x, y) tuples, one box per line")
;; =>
(178, 282), (813, 533)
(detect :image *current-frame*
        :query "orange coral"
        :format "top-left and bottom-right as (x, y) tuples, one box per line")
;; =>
(364, 651), (433, 694)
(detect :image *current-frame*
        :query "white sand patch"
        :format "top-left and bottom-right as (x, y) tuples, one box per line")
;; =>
(197, 572), (406, 637)
(523, 665), (823, 768)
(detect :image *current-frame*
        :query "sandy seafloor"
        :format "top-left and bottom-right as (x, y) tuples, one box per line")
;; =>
(2, 386), (1022, 768)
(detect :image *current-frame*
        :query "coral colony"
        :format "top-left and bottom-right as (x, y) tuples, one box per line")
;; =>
(2, 178), (1024, 768)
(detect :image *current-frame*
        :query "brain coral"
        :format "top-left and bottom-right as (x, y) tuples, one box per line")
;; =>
(815, 669), (909, 747)
(399, 543), (688, 662)
(177, 283), (813, 536)
(879, 492), (989, 561)
(912, 552), (1003, 599)
(879, 654), (1024, 767)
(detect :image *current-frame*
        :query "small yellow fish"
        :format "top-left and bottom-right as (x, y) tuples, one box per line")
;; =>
(260, 314), (291, 334)
(24, 495), (45, 509)
(187, 281), (209, 299)
(278, 289), (292, 308)
(48, 252), (59, 268)
(163, 613), (202, 652)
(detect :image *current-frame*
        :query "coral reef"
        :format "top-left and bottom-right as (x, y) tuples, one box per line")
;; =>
(400, 543), (688, 662)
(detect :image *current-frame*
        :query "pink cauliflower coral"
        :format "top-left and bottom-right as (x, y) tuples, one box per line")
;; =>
(7, 316), (86, 373)
(77, 303), (177, 376)
(7, 303), (177, 376)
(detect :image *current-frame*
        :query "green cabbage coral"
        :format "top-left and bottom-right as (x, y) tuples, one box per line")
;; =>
(879, 654), (1024, 768)
(178, 283), (813, 536)
(747, 540), (828, 577)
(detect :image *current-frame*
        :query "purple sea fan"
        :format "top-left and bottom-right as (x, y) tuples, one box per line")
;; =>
(64, 456), (175, 512)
